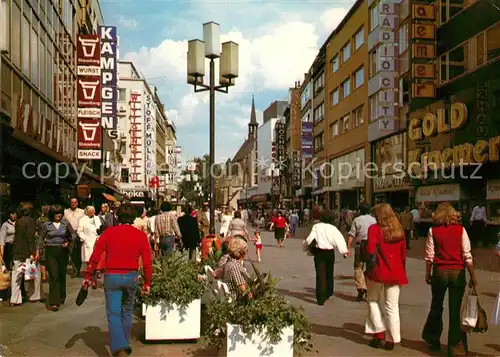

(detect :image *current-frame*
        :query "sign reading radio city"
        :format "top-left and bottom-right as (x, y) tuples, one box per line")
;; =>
(144, 94), (157, 182)
(100, 26), (118, 140)
(76, 35), (102, 160)
(129, 92), (143, 183)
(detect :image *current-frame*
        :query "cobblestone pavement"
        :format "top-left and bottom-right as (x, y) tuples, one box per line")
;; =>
(1, 225), (499, 357)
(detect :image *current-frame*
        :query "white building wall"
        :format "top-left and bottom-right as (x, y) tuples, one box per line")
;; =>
(256, 118), (278, 195)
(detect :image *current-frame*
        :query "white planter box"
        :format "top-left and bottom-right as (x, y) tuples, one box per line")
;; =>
(144, 299), (201, 340)
(223, 323), (293, 357)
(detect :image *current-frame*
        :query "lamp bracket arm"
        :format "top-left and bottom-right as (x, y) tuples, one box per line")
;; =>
(214, 85), (229, 94)
(193, 83), (210, 92)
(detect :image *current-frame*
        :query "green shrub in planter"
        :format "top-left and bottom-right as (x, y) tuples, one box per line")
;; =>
(137, 255), (208, 307)
(204, 261), (312, 354)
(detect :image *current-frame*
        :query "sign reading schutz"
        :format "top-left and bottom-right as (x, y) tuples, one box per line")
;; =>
(100, 26), (118, 139)
(144, 94), (157, 182)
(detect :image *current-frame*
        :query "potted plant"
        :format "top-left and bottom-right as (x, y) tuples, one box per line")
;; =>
(138, 256), (208, 341)
(204, 262), (312, 357)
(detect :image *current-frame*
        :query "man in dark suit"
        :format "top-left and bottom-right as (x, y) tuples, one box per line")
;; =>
(178, 205), (200, 260)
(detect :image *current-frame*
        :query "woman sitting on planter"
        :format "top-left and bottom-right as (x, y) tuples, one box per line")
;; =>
(218, 238), (252, 299)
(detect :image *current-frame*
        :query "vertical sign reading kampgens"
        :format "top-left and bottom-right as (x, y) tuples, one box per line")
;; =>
(76, 35), (102, 159)
(301, 122), (313, 159)
(144, 94), (157, 184)
(100, 26), (118, 140)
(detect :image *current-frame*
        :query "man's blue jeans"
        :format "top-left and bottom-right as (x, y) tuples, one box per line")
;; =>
(159, 236), (175, 256)
(104, 272), (138, 355)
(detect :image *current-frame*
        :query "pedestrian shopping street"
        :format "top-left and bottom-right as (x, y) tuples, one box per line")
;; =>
(1, 225), (499, 357)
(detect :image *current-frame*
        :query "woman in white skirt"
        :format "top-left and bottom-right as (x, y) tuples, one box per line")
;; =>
(77, 206), (101, 276)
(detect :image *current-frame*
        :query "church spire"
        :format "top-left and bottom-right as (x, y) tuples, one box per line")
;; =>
(248, 95), (258, 139)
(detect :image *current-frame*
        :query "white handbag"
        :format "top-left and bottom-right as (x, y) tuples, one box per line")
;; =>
(489, 292), (500, 325)
(461, 287), (478, 330)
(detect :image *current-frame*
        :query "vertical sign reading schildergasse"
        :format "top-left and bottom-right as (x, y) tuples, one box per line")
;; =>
(144, 94), (157, 184)
(377, 0), (400, 132)
(100, 26), (118, 140)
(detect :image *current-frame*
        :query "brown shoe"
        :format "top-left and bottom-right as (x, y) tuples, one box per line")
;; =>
(448, 341), (467, 356)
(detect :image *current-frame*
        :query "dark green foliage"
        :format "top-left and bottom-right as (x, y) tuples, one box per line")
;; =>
(204, 261), (312, 354)
(138, 255), (208, 307)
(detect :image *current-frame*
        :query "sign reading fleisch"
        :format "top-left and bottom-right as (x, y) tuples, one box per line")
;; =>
(411, 3), (437, 99)
(100, 26), (118, 139)
(129, 92), (143, 183)
(144, 94), (157, 183)
(76, 34), (102, 160)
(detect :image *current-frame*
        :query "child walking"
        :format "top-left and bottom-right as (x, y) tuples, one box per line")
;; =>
(252, 230), (263, 262)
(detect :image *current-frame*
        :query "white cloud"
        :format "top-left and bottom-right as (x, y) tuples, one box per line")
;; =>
(122, 6), (350, 161)
(118, 16), (138, 29)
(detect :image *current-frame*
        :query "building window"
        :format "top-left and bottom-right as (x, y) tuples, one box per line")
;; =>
(477, 32), (486, 66)
(313, 102), (324, 123)
(354, 66), (364, 89)
(331, 88), (339, 106)
(342, 78), (351, 98)
(369, 50), (377, 77)
(331, 55), (339, 72)
(39, 41), (46, 95)
(47, 51), (53, 101)
(342, 114), (350, 132)
(354, 27), (364, 50)
(120, 168), (129, 183)
(22, 16), (30, 77)
(118, 88), (127, 101)
(399, 78), (410, 106)
(370, 95), (379, 121)
(11, 2), (21, 68)
(352, 105), (364, 127)
(331, 121), (339, 137)
(314, 72), (325, 93)
(487, 22), (500, 61)
(370, 2), (380, 31)
(301, 82), (311, 108)
(314, 133), (324, 152)
(342, 42), (351, 63)
(31, 28), (39, 88)
(440, 42), (468, 84)
(398, 23), (409, 54)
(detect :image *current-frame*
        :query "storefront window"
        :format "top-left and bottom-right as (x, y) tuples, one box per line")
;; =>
(374, 133), (406, 175)
(22, 16), (30, 77)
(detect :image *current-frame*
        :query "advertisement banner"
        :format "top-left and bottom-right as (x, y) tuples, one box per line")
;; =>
(100, 26), (118, 136)
(129, 92), (143, 183)
(276, 122), (286, 161)
(144, 94), (157, 182)
(77, 34), (101, 159)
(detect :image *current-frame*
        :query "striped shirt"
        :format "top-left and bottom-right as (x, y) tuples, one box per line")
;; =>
(155, 211), (181, 237)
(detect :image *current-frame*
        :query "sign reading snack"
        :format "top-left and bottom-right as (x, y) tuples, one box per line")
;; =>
(412, 4), (436, 20)
(412, 63), (435, 78)
(412, 83), (436, 98)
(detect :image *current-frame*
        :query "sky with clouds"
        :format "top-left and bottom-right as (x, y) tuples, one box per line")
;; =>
(100, 0), (355, 163)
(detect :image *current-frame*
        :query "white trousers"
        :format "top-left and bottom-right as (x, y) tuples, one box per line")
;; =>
(365, 279), (401, 343)
(10, 260), (42, 304)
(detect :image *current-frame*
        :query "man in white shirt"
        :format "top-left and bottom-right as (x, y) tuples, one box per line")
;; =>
(470, 202), (487, 247)
(411, 206), (421, 238)
(303, 213), (348, 306)
(64, 198), (85, 278)
(346, 204), (377, 301)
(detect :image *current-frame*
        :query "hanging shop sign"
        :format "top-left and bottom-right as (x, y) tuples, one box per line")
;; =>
(476, 83), (489, 138)
(487, 180), (500, 200)
(99, 26), (118, 139)
(301, 122), (313, 159)
(129, 92), (143, 183)
(373, 175), (410, 191)
(411, 3), (437, 99)
(407, 102), (500, 173)
(76, 34), (101, 160)
(144, 94), (157, 182)
(416, 184), (460, 202)
(291, 150), (301, 188)
(276, 122), (286, 162)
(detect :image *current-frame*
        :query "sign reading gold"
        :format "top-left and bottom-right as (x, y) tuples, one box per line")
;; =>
(412, 83), (436, 98)
(412, 23), (436, 40)
(412, 63), (435, 78)
(407, 102), (500, 174)
(412, 4), (436, 20)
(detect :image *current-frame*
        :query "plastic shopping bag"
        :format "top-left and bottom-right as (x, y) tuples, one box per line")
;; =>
(23, 259), (38, 281)
(461, 287), (479, 331)
(489, 292), (500, 325)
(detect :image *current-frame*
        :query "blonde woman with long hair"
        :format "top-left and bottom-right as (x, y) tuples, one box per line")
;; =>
(422, 202), (476, 356)
(364, 203), (408, 351)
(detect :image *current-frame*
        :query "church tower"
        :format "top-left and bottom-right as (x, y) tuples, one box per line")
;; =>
(248, 95), (258, 139)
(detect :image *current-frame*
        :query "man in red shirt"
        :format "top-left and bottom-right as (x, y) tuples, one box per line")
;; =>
(83, 204), (152, 357)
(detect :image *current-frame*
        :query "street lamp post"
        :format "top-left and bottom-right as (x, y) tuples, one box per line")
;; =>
(187, 22), (239, 235)
(268, 163), (280, 210)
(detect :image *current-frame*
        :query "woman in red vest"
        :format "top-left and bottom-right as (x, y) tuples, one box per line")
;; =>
(364, 203), (407, 351)
(422, 202), (477, 356)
